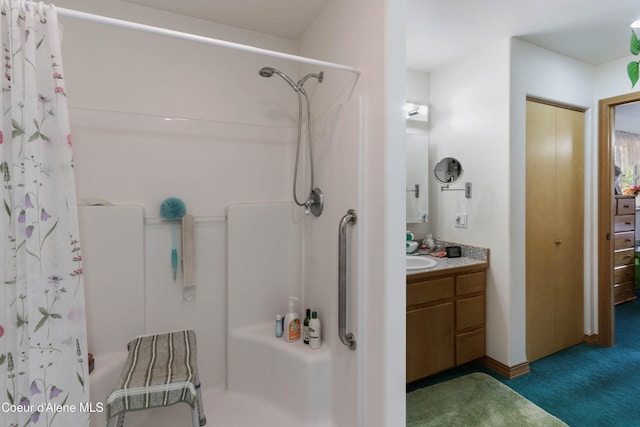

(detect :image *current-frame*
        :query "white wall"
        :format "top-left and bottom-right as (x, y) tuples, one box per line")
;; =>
(299, 0), (406, 425)
(511, 39), (595, 363)
(429, 38), (511, 365)
(595, 55), (640, 100)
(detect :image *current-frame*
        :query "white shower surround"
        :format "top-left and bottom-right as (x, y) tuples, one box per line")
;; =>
(75, 113), (348, 426)
(60, 0), (404, 424)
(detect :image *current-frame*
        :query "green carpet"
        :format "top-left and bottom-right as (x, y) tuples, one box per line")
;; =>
(406, 372), (567, 427)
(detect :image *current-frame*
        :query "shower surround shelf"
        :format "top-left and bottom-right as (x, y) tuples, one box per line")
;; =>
(228, 322), (332, 425)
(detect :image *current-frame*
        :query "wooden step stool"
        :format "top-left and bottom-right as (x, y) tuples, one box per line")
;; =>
(105, 330), (206, 427)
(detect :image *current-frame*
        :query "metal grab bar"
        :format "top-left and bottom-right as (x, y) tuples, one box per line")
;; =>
(338, 209), (357, 350)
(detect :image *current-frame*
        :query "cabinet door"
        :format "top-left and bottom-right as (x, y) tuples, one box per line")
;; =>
(406, 302), (454, 383)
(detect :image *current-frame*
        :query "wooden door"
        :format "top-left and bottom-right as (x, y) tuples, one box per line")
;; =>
(526, 100), (584, 362)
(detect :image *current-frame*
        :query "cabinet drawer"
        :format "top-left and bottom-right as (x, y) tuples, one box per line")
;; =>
(614, 265), (634, 284)
(614, 281), (635, 304)
(456, 295), (485, 330)
(456, 271), (485, 296)
(614, 231), (635, 250)
(456, 328), (485, 365)
(407, 277), (454, 307)
(614, 248), (635, 266)
(616, 197), (636, 215)
(614, 215), (635, 232)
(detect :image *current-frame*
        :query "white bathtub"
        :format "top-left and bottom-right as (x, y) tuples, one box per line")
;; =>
(88, 351), (126, 427)
(87, 344), (327, 427)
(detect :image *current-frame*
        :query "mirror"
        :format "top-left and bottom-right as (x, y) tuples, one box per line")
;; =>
(406, 131), (428, 223)
(434, 157), (463, 184)
(613, 101), (640, 197)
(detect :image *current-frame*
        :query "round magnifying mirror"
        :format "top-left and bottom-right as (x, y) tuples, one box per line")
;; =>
(434, 157), (463, 184)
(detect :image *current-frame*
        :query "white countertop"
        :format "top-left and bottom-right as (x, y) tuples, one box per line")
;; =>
(406, 255), (487, 275)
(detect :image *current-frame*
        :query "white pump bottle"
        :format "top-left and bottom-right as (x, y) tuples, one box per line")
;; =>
(283, 296), (300, 342)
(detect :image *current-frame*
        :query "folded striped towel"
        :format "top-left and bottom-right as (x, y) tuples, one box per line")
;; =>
(106, 330), (199, 419)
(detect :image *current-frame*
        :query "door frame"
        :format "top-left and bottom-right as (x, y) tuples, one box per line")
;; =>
(597, 91), (640, 347)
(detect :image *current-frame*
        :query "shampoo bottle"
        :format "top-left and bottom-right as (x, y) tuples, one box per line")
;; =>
(284, 297), (300, 342)
(309, 311), (321, 350)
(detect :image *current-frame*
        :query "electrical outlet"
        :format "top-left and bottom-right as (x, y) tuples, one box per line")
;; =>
(455, 212), (467, 228)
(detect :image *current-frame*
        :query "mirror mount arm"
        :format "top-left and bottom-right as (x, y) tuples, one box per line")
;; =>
(406, 184), (420, 199)
(440, 182), (472, 198)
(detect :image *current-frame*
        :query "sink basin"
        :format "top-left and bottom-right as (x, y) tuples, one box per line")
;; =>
(406, 255), (437, 271)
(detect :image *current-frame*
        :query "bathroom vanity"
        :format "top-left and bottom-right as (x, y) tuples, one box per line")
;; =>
(406, 249), (489, 383)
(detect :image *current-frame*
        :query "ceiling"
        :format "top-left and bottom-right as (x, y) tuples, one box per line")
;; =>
(406, 0), (640, 70)
(121, 0), (640, 72)
(119, 0), (331, 40)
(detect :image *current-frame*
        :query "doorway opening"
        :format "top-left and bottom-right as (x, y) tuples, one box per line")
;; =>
(597, 91), (640, 347)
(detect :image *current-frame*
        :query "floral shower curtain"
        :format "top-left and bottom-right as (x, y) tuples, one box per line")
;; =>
(0, 1), (90, 426)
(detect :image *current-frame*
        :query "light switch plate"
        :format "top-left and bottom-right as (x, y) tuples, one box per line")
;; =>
(455, 212), (467, 228)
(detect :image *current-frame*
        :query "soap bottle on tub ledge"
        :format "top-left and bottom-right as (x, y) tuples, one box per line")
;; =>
(284, 296), (300, 342)
(309, 311), (321, 350)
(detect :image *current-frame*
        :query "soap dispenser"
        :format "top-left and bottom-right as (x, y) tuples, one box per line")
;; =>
(284, 296), (300, 342)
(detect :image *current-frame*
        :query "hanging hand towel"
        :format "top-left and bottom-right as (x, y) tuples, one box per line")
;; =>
(181, 214), (195, 287)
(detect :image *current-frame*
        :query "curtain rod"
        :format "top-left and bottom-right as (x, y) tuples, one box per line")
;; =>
(54, 6), (361, 75)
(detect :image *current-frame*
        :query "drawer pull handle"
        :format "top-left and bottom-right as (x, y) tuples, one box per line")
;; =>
(624, 204), (630, 208)
(555, 239), (562, 245)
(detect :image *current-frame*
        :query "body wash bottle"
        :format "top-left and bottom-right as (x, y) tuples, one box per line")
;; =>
(284, 296), (300, 342)
(309, 311), (321, 350)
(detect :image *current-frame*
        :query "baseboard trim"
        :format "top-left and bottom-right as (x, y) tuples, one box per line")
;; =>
(584, 333), (599, 345)
(480, 356), (530, 379)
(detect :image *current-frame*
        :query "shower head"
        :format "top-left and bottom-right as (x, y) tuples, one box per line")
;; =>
(259, 66), (299, 92)
(258, 66), (276, 78)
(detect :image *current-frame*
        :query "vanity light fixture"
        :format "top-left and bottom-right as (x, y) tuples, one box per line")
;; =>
(405, 102), (429, 122)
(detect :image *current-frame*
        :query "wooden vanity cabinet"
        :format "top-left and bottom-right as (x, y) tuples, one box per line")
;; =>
(613, 195), (636, 305)
(406, 269), (486, 383)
